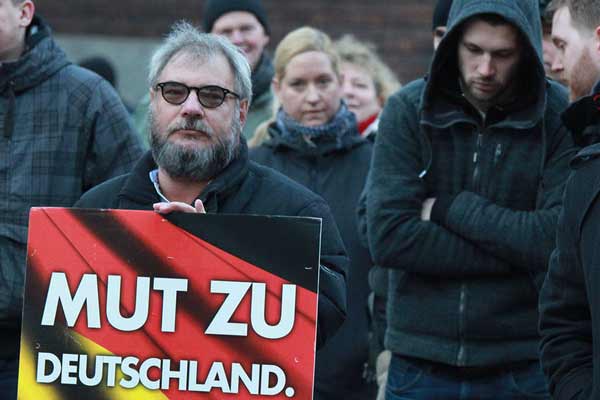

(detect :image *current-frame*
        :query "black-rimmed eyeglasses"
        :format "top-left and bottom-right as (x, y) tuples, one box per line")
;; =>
(155, 81), (240, 108)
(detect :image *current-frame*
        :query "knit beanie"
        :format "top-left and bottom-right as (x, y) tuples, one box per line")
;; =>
(203, 0), (270, 35)
(432, 0), (453, 31)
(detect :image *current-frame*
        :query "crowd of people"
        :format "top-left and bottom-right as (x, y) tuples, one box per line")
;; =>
(1, 0), (600, 398)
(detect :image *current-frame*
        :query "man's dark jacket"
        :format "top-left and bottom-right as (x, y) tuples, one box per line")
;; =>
(75, 143), (348, 348)
(366, 0), (575, 367)
(539, 80), (600, 400)
(250, 124), (373, 399)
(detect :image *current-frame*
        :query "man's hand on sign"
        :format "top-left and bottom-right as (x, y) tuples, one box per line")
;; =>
(153, 199), (206, 214)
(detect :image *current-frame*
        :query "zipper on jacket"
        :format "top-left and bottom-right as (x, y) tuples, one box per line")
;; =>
(460, 130), (482, 366)
(457, 282), (467, 366)
(493, 143), (502, 166)
(472, 132), (483, 192)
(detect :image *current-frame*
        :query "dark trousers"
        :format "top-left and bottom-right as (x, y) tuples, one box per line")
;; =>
(0, 358), (18, 400)
(385, 354), (550, 400)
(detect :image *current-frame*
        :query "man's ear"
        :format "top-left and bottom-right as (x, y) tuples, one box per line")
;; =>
(20, 1), (35, 28)
(239, 99), (249, 127)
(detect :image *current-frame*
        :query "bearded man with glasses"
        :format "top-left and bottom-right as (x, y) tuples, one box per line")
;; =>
(74, 22), (348, 352)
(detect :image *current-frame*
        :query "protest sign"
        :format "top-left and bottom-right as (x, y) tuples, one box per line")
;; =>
(18, 208), (320, 399)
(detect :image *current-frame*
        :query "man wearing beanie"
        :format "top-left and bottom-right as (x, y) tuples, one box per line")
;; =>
(203, 0), (274, 140)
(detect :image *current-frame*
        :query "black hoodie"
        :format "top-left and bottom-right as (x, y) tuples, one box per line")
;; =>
(367, 0), (575, 367)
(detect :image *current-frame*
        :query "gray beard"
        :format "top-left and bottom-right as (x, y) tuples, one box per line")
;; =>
(149, 111), (241, 182)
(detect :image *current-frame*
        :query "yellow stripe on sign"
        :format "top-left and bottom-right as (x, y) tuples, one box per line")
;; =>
(72, 331), (168, 400)
(18, 332), (169, 400)
(18, 334), (60, 400)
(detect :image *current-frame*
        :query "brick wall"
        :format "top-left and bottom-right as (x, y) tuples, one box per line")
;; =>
(37, 0), (436, 84)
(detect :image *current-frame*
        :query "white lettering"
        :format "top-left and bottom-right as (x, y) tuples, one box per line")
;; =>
(106, 276), (150, 332)
(36, 352), (61, 383)
(153, 277), (188, 332)
(205, 281), (251, 336)
(251, 283), (296, 339)
(41, 273), (100, 328)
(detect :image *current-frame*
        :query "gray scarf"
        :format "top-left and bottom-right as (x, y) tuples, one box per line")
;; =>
(275, 102), (358, 151)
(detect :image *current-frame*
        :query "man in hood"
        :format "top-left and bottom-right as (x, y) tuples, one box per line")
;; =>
(366, 0), (575, 398)
(538, 2), (600, 399)
(0, 0), (143, 396)
(203, 0), (274, 140)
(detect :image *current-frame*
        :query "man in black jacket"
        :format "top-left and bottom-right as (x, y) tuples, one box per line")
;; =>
(366, 0), (575, 398)
(538, 3), (600, 400)
(76, 22), (348, 355)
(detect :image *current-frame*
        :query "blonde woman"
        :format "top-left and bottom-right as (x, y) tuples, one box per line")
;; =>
(249, 27), (375, 400)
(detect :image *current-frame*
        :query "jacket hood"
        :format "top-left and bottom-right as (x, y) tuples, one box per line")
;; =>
(1, 16), (70, 139)
(0, 16), (69, 92)
(423, 0), (546, 127)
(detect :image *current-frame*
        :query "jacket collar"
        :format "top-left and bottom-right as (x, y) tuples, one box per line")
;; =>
(562, 79), (600, 148)
(118, 139), (250, 212)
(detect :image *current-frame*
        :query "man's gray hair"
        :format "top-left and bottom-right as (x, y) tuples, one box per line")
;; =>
(148, 21), (252, 104)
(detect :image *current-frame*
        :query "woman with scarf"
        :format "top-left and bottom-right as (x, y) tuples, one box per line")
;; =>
(249, 27), (375, 400)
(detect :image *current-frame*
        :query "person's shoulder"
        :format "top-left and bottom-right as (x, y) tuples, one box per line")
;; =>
(246, 161), (329, 212)
(54, 64), (119, 102)
(385, 78), (425, 115)
(545, 79), (570, 113)
(248, 141), (279, 162)
(55, 64), (104, 87)
(76, 173), (130, 209)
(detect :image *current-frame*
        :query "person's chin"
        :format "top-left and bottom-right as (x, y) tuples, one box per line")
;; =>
(300, 112), (327, 126)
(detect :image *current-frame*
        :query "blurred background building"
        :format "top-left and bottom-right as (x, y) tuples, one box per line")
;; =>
(38, 0), (436, 108)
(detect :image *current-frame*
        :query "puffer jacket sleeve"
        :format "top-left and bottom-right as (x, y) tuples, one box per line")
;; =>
(430, 120), (575, 274)
(297, 199), (348, 349)
(367, 92), (511, 277)
(539, 170), (593, 400)
(82, 76), (144, 191)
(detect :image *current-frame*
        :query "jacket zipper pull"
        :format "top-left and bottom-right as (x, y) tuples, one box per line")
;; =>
(494, 143), (502, 165)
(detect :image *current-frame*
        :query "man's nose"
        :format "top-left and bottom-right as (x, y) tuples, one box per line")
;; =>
(230, 30), (244, 46)
(478, 55), (495, 77)
(180, 91), (205, 117)
(550, 55), (564, 74)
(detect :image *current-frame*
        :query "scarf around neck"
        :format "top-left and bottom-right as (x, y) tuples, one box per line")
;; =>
(274, 102), (358, 151)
